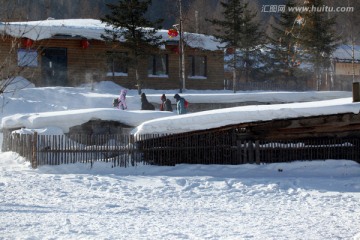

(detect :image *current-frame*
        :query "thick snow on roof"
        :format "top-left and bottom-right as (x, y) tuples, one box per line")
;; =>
(0, 18), (224, 51)
(132, 97), (360, 135)
(1, 19), (107, 41)
(0, 77), (354, 136)
(2, 109), (174, 133)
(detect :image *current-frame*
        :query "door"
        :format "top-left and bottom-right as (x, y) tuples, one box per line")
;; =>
(41, 48), (68, 86)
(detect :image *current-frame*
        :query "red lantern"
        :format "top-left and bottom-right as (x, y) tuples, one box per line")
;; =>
(226, 48), (234, 54)
(22, 38), (34, 48)
(81, 39), (90, 49)
(167, 28), (178, 38)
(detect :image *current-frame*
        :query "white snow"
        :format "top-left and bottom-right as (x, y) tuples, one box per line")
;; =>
(133, 97), (360, 135)
(0, 78), (360, 239)
(1, 152), (359, 239)
(0, 77), (353, 135)
(0, 18), (225, 51)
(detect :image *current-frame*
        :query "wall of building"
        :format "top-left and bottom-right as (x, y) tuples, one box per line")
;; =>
(0, 37), (41, 82)
(0, 37), (224, 90)
(335, 62), (360, 76)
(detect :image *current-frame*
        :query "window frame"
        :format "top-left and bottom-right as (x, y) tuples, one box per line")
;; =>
(106, 51), (128, 77)
(148, 54), (169, 77)
(18, 49), (38, 67)
(188, 55), (207, 79)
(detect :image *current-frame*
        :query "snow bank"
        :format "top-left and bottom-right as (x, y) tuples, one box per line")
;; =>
(1, 109), (174, 133)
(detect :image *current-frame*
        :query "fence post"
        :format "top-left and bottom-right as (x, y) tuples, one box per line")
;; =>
(236, 140), (242, 164)
(31, 132), (38, 169)
(255, 140), (260, 164)
(248, 140), (254, 163)
(1, 129), (10, 152)
(353, 82), (360, 102)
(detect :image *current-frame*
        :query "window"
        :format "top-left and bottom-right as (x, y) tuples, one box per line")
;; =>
(148, 54), (168, 77)
(18, 49), (38, 67)
(188, 55), (207, 78)
(106, 52), (128, 76)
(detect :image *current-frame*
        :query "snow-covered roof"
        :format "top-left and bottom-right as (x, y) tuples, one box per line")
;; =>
(0, 78), (354, 135)
(0, 18), (224, 51)
(332, 45), (360, 62)
(132, 98), (360, 135)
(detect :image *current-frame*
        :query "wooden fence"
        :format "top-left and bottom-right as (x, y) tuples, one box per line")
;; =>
(2, 132), (142, 169)
(2, 131), (360, 169)
(138, 132), (360, 166)
(236, 82), (315, 91)
(224, 81), (313, 92)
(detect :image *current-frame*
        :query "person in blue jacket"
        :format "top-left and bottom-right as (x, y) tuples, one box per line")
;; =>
(174, 94), (187, 115)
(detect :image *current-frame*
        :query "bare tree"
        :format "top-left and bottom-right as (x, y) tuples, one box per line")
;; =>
(0, 8), (42, 110)
(182, 0), (220, 35)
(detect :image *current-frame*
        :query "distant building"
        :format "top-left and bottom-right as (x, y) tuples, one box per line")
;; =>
(332, 45), (360, 91)
(0, 19), (224, 90)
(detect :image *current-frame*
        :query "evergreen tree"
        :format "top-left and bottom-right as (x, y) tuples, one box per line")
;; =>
(342, 0), (360, 82)
(299, 0), (339, 90)
(207, 0), (264, 92)
(182, 0), (221, 35)
(268, 0), (303, 80)
(101, 0), (163, 94)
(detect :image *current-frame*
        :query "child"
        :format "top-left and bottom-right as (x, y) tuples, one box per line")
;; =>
(174, 93), (187, 115)
(160, 94), (173, 112)
(118, 89), (127, 110)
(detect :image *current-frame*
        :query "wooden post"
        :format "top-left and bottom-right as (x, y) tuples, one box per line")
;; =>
(248, 140), (254, 163)
(243, 141), (248, 163)
(237, 140), (243, 164)
(255, 140), (260, 165)
(31, 132), (38, 169)
(353, 82), (360, 102)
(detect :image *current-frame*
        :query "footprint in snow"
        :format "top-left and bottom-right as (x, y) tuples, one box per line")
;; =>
(175, 178), (187, 187)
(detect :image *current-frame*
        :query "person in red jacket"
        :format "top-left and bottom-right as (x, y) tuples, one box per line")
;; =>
(160, 94), (173, 112)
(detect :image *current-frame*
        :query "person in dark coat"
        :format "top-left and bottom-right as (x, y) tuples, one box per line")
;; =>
(160, 94), (173, 112)
(141, 93), (155, 110)
(174, 93), (187, 115)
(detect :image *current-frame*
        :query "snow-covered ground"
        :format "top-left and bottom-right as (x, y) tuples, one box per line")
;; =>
(1, 153), (360, 239)
(1, 78), (360, 239)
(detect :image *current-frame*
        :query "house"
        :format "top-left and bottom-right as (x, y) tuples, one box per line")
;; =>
(331, 45), (360, 91)
(0, 19), (225, 90)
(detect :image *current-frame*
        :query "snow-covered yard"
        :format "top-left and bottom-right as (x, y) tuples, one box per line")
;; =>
(1, 79), (360, 239)
(1, 152), (360, 239)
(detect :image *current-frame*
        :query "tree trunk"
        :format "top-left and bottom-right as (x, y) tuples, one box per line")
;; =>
(232, 51), (236, 93)
(232, 68), (236, 93)
(136, 68), (141, 95)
